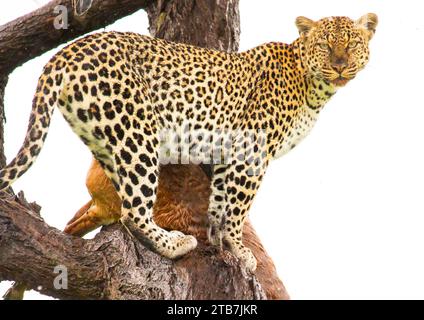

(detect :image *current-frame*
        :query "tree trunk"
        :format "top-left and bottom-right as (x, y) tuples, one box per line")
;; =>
(146, 0), (240, 52)
(0, 0), (289, 299)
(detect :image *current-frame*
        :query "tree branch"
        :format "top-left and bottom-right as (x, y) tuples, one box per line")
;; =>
(0, 192), (265, 299)
(0, 0), (155, 75)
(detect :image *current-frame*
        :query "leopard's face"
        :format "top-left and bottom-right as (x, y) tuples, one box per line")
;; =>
(296, 13), (378, 87)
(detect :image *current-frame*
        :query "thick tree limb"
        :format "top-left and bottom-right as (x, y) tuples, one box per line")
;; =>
(0, 0), (155, 75)
(0, 192), (265, 299)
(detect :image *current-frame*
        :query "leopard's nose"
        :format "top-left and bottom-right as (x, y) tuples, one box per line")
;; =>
(331, 57), (348, 73)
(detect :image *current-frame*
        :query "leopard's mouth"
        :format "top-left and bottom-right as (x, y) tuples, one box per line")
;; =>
(330, 76), (350, 87)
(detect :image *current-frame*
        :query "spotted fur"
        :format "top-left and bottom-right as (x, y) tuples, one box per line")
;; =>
(0, 14), (377, 271)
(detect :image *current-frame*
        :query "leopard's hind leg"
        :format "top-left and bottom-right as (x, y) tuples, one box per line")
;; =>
(111, 124), (197, 258)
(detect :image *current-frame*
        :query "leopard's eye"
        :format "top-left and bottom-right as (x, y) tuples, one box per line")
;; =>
(348, 41), (358, 49)
(317, 42), (330, 51)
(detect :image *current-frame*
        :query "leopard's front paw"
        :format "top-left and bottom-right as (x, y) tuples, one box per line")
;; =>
(237, 247), (257, 272)
(227, 241), (257, 272)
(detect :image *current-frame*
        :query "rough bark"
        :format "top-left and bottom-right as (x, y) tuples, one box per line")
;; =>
(0, 0), (289, 300)
(0, 192), (265, 299)
(146, 0), (240, 52)
(0, 0), (155, 75)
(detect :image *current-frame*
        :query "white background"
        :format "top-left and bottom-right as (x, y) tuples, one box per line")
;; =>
(1, 0), (424, 300)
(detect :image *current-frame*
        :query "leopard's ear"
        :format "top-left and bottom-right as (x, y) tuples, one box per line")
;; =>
(295, 16), (316, 36)
(356, 13), (378, 40)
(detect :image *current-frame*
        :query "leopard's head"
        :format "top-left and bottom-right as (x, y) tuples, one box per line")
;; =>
(295, 13), (378, 87)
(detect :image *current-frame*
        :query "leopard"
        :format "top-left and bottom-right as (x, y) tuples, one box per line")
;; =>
(0, 13), (378, 272)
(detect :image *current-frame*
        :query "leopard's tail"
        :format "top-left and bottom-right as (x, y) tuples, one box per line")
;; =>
(0, 61), (66, 191)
